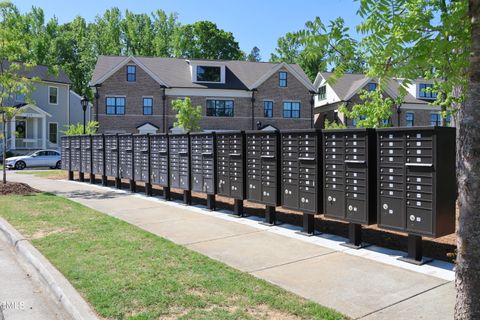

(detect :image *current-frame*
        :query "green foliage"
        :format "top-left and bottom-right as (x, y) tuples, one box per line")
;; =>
(338, 90), (396, 128)
(171, 98), (202, 132)
(173, 21), (244, 60)
(62, 121), (99, 136)
(247, 46), (261, 62)
(324, 118), (347, 129)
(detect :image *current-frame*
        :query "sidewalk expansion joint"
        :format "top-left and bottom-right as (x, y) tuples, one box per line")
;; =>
(248, 251), (340, 273)
(354, 281), (452, 320)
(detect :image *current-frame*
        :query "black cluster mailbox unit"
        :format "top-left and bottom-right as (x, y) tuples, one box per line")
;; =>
(70, 136), (81, 174)
(92, 134), (107, 186)
(61, 136), (73, 180)
(104, 134), (120, 188)
(150, 134), (170, 199)
(245, 131), (281, 225)
(118, 134), (135, 191)
(169, 133), (191, 204)
(216, 131), (246, 216)
(377, 127), (456, 264)
(133, 134), (152, 196)
(190, 133), (217, 210)
(281, 129), (322, 235)
(323, 129), (377, 248)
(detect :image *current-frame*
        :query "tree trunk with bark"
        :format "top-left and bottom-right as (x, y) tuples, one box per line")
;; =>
(455, 0), (480, 318)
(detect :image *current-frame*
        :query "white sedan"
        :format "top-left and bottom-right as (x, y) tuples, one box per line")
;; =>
(5, 150), (61, 170)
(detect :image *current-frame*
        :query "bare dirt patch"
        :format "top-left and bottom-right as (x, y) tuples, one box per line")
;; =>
(0, 182), (39, 196)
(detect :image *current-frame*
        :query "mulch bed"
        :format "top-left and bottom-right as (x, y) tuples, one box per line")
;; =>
(0, 182), (39, 196)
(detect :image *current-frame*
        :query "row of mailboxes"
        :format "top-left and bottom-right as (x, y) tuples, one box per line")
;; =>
(61, 127), (456, 241)
(92, 135), (105, 177)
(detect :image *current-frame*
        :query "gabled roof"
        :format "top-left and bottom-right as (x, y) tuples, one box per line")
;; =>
(91, 55), (314, 91)
(1, 61), (71, 84)
(136, 122), (159, 129)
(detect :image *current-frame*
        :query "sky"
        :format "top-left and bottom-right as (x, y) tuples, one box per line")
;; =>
(12, 0), (363, 59)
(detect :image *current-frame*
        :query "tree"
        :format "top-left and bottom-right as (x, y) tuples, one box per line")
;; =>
(171, 98), (201, 132)
(173, 21), (243, 60)
(152, 10), (179, 57)
(62, 121), (99, 135)
(354, 0), (475, 318)
(122, 10), (154, 56)
(92, 8), (123, 56)
(247, 46), (261, 62)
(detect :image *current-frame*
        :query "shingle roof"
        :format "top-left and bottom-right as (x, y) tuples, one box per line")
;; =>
(91, 55), (311, 90)
(1, 61), (71, 84)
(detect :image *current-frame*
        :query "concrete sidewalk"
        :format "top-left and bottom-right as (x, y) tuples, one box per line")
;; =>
(7, 172), (455, 320)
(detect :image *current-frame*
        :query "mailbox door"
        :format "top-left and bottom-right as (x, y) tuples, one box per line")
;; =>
(61, 137), (71, 171)
(104, 135), (119, 178)
(323, 132), (345, 218)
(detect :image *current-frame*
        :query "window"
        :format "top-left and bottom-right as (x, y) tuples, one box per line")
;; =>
(106, 97), (126, 115)
(48, 123), (58, 144)
(352, 116), (366, 127)
(143, 98), (153, 115)
(279, 71), (287, 87)
(367, 82), (377, 91)
(419, 83), (437, 99)
(318, 85), (327, 100)
(49, 86), (58, 104)
(206, 100), (234, 117)
(406, 112), (414, 127)
(263, 101), (273, 118)
(196, 66), (221, 82)
(127, 65), (136, 82)
(282, 102), (300, 118)
(431, 113), (441, 126)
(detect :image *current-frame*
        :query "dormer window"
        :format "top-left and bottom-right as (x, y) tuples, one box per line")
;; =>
(127, 65), (136, 82)
(367, 82), (377, 91)
(196, 66), (221, 82)
(419, 83), (437, 99)
(279, 71), (287, 87)
(318, 85), (327, 100)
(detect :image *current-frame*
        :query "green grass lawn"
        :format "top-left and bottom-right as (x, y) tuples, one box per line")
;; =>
(0, 193), (344, 320)
(15, 170), (65, 179)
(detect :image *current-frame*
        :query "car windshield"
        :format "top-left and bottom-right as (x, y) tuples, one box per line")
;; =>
(27, 151), (39, 156)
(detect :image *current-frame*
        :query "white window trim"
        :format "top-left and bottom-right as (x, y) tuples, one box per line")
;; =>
(191, 64), (226, 84)
(48, 86), (59, 105)
(48, 122), (58, 145)
(417, 83), (436, 100)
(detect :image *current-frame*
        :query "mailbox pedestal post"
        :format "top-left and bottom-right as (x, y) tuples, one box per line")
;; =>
(299, 214), (315, 236)
(68, 171), (73, 180)
(115, 177), (121, 189)
(102, 175), (108, 186)
(263, 206), (277, 225)
(79, 172), (84, 182)
(90, 174), (95, 184)
(163, 187), (171, 200)
(233, 199), (244, 217)
(341, 223), (369, 249)
(398, 234), (432, 265)
(206, 194), (216, 210)
(129, 180), (136, 192)
(145, 182), (152, 196)
(183, 190), (192, 205)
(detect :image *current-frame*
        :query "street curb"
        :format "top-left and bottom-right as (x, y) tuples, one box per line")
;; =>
(0, 217), (99, 320)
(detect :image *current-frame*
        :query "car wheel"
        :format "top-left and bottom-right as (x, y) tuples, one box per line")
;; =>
(55, 161), (61, 170)
(15, 161), (26, 170)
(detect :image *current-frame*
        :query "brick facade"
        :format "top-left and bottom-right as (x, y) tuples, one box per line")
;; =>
(96, 64), (312, 133)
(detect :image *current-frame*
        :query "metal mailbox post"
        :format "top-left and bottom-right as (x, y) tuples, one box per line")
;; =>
(323, 129), (377, 248)
(118, 134), (135, 192)
(377, 126), (456, 264)
(150, 134), (170, 200)
(281, 129), (322, 235)
(70, 135), (82, 176)
(216, 131), (246, 216)
(245, 131), (281, 225)
(133, 134), (152, 196)
(60, 136), (73, 180)
(92, 134), (107, 186)
(190, 132), (217, 210)
(104, 134), (121, 188)
(169, 133), (191, 204)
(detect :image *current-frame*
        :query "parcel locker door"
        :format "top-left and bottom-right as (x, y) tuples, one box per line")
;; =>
(324, 189), (345, 218)
(299, 191), (316, 213)
(345, 199), (367, 223)
(247, 179), (262, 202)
(379, 196), (405, 230)
(406, 207), (434, 236)
(282, 183), (298, 209)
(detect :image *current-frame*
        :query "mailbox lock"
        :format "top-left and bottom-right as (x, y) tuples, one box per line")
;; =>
(410, 214), (416, 221)
(383, 203), (388, 210)
(407, 201), (410, 205)
(348, 205), (353, 211)
(327, 196), (332, 202)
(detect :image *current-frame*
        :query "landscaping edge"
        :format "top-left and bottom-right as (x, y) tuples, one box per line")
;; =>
(0, 217), (99, 320)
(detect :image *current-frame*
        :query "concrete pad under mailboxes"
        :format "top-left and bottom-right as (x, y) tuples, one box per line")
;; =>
(187, 231), (333, 272)
(252, 252), (448, 319)
(137, 215), (260, 245)
(361, 281), (454, 320)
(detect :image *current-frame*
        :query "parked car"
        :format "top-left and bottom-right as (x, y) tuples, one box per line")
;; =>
(5, 150), (61, 170)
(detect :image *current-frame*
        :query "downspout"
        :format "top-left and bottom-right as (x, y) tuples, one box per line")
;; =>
(309, 90), (315, 128)
(250, 89), (256, 130)
(94, 84), (101, 122)
(162, 86), (167, 133)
